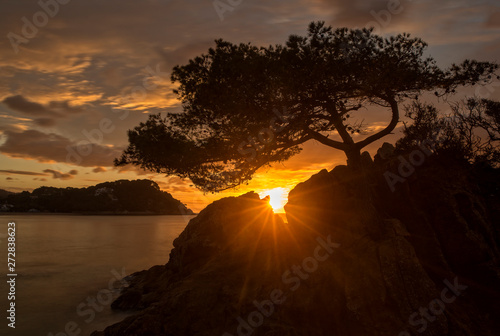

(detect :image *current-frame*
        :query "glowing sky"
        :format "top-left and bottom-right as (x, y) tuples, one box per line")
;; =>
(0, 0), (499, 212)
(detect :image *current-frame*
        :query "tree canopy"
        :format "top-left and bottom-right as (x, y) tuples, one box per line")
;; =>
(115, 21), (498, 192)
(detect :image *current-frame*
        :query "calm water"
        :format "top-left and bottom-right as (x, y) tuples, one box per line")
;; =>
(0, 214), (194, 336)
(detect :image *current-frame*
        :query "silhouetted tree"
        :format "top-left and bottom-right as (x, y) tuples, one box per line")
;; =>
(115, 21), (498, 192)
(397, 98), (500, 167)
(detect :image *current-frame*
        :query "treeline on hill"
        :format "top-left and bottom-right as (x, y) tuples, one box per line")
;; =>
(0, 179), (193, 215)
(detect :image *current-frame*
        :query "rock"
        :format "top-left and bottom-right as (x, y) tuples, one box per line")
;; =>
(374, 142), (396, 163)
(361, 150), (374, 166)
(111, 289), (142, 310)
(93, 158), (500, 336)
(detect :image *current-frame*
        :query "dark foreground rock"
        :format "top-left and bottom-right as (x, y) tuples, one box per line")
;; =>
(92, 150), (500, 336)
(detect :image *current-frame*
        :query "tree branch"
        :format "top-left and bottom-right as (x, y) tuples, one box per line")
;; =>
(307, 130), (346, 150)
(328, 105), (355, 146)
(355, 96), (400, 150)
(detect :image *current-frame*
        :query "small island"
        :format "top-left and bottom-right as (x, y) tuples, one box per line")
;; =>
(0, 179), (193, 215)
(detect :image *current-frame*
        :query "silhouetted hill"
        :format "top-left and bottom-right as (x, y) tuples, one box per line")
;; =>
(0, 179), (193, 215)
(92, 147), (500, 336)
(0, 189), (13, 199)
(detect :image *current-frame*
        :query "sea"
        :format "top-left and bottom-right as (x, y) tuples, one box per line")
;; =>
(0, 214), (195, 336)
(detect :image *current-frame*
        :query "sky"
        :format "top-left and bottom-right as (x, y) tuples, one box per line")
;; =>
(0, 0), (499, 212)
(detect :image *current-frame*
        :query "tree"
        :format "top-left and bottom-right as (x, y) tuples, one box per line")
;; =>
(397, 98), (500, 167)
(115, 21), (498, 192)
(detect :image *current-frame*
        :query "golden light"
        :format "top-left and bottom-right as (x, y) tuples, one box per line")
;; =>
(259, 187), (288, 213)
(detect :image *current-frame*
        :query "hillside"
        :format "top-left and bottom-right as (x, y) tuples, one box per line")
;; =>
(0, 189), (13, 199)
(0, 179), (193, 215)
(92, 145), (500, 336)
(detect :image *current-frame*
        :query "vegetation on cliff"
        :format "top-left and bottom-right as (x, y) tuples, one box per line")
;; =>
(0, 179), (192, 215)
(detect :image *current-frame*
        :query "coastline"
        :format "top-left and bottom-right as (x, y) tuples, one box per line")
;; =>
(0, 212), (198, 216)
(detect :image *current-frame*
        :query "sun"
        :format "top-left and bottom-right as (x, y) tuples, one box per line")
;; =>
(259, 187), (288, 213)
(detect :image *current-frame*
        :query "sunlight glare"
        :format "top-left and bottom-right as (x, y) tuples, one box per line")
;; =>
(260, 187), (288, 213)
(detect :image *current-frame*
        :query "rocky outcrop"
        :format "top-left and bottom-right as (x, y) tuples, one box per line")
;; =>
(93, 192), (292, 335)
(284, 151), (500, 335)
(92, 147), (500, 336)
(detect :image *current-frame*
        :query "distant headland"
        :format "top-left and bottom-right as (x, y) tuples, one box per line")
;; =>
(0, 179), (193, 215)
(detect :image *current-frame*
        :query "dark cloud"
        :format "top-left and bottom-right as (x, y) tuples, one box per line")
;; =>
(6, 177), (13, 180)
(2, 95), (50, 115)
(43, 169), (74, 180)
(0, 129), (121, 167)
(2, 95), (84, 122)
(69, 169), (78, 175)
(33, 118), (57, 127)
(0, 169), (47, 176)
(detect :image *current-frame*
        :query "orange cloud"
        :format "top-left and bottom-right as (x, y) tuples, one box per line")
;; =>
(0, 169), (47, 176)
(92, 167), (107, 173)
(43, 169), (77, 180)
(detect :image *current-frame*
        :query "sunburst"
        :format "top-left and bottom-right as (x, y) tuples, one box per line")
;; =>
(259, 187), (288, 213)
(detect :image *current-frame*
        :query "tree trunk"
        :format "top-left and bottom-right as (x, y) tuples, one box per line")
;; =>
(345, 146), (362, 169)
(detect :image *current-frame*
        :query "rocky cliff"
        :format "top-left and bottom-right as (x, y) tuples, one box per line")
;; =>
(92, 145), (500, 336)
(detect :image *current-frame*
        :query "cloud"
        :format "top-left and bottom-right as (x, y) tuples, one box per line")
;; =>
(0, 169), (47, 176)
(0, 114), (31, 122)
(92, 167), (107, 173)
(485, 11), (500, 28)
(0, 168), (77, 181)
(0, 129), (121, 167)
(115, 164), (150, 175)
(43, 169), (74, 180)
(310, 0), (413, 28)
(47, 100), (84, 114)
(3, 95), (51, 115)
(6, 177), (14, 180)
(2, 95), (85, 125)
(33, 118), (57, 127)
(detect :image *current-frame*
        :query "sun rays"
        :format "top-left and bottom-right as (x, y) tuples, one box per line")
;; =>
(259, 187), (288, 213)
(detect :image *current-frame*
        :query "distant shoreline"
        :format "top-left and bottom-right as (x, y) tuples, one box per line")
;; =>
(0, 212), (198, 216)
